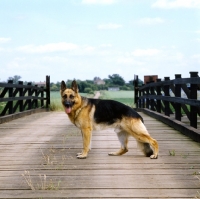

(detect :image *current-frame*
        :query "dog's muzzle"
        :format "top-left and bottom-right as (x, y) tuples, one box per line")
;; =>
(64, 101), (74, 114)
(64, 101), (72, 108)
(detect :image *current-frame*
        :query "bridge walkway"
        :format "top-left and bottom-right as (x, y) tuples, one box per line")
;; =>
(0, 112), (200, 198)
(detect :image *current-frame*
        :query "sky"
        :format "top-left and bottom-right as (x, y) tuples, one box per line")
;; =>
(0, 0), (200, 83)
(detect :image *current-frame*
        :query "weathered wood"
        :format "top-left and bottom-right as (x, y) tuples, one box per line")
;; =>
(0, 189), (199, 198)
(0, 76), (50, 119)
(136, 72), (200, 132)
(0, 112), (200, 198)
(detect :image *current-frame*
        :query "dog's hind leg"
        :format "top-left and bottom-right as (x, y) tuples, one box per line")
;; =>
(137, 141), (153, 157)
(108, 131), (129, 156)
(121, 118), (159, 159)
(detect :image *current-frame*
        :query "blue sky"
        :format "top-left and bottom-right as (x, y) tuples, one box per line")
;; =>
(0, 0), (200, 83)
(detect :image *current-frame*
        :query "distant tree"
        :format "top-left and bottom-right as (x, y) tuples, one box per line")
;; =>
(7, 75), (21, 84)
(103, 78), (112, 85)
(51, 84), (58, 91)
(108, 74), (125, 86)
(77, 81), (90, 93)
(50, 76), (135, 92)
(84, 87), (93, 94)
(93, 77), (101, 81)
(66, 80), (73, 88)
(138, 79), (144, 86)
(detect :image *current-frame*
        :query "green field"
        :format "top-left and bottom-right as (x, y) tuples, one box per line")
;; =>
(0, 91), (135, 113)
(50, 90), (135, 111)
(99, 90), (135, 107)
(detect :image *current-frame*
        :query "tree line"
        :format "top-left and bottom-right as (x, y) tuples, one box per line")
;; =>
(51, 74), (143, 93)
(4, 74), (143, 94)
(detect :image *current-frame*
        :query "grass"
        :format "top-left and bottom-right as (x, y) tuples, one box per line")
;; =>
(100, 90), (135, 107)
(50, 90), (135, 111)
(22, 170), (61, 190)
(22, 137), (75, 190)
(169, 149), (176, 156)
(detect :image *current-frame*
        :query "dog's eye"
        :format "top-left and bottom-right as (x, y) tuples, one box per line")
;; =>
(63, 94), (67, 99)
(70, 94), (74, 99)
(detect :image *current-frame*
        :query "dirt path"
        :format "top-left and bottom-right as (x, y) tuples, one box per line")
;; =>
(93, 91), (101, 99)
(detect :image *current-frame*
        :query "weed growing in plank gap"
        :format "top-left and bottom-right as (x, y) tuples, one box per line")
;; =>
(169, 149), (176, 156)
(22, 170), (61, 190)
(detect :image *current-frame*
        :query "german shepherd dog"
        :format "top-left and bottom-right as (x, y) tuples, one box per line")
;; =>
(61, 80), (159, 159)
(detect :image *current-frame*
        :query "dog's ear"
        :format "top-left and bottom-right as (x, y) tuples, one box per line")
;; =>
(61, 81), (67, 93)
(71, 80), (78, 93)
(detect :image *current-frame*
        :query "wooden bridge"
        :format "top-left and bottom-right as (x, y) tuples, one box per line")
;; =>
(0, 73), (200, 198)
(0, 111), (200, 198)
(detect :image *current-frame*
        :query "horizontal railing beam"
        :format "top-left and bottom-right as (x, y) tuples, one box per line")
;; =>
(139, 95), (200, 106)
(139, 77), (200, 90)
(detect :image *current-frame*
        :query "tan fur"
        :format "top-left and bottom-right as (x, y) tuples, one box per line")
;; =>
(61, 81), (159, 159)
(61, 87), (94, 158)
(119, 117), (159, 159)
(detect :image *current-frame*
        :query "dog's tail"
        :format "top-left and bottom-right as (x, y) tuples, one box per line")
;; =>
(137, 141), (154, 157)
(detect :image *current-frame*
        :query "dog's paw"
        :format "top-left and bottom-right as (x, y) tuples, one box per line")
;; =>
(76, 152), (82, 156)
(108, 152), (118, 156)
(77, 154), (87, 159)
(150, 154), (158, 159)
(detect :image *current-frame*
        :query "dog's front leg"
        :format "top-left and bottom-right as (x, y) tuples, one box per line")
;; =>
(77, 127), (91, 159)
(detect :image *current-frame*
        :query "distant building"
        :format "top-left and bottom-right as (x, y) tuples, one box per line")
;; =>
(94, 79), (105, 85)
(35, 81), (46, 87)
(108, 87), (120, 91)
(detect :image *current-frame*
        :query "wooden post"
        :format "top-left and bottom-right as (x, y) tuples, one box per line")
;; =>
(164, 77), (170, 116)
(190, 71), (198, 128)
(46, 75), (50, 108)
(156, 79), (161, 113)
(138, 89), (142, 108)
(27, 82), (32, 110)
(41, 86), (44, 108)
(8, 80), (13, 114)
(141, 87), (145, 108)
(34, 85), (38, 108)
(150, 81), (155, 111)
(18, 81), (24, 112)
(134, 75), (138, 108)
(175, 74), (181, 121)
(146, 83), (150, 109)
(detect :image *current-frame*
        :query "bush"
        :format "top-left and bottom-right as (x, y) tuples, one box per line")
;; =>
(84, 88), (93, 94)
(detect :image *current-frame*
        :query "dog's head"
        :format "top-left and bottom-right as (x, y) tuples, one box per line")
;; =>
(60, 80), (79, 114)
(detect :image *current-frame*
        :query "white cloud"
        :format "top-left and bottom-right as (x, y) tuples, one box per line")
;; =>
(152, 0), (200, 9)
(137, 17), (164, 25)
(97, 23), (122, 30)
(82, 0), (116, 5)
(0, 37), (11, 43)
(17, 42), (79, 53)
(132, 49), (161, 56)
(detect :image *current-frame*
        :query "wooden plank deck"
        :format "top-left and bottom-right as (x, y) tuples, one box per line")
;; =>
(0, 111), (200, 198)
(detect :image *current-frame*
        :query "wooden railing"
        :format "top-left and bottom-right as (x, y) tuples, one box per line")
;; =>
(134, 72), (200, 141)
(0, 76), (50, 118)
